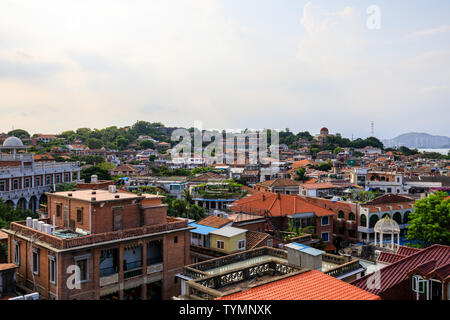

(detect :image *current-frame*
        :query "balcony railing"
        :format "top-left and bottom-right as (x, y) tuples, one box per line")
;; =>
(324, 259), (362, 278)
(9, 218), (189, 249)
(100, 267), (119, 278)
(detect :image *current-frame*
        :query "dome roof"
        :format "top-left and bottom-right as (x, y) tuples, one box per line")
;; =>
(2, 136), (24, 148)
(374, 217), (400, 233)
(320, 127), (329, 134)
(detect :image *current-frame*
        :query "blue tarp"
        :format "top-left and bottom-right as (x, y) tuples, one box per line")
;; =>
(286, 242), (325, 256)
(188, 223), (218, 235)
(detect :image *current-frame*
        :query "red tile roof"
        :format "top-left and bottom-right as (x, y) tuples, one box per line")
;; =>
(351, 244), (450, 295)
(230, 192), (337, 217)
(397, 245), (423, 257)
(216, 270), (380, 300)
(377, 252), (407, 264)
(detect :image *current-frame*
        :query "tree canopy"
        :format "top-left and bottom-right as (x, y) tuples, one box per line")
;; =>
(406, 192), (450, 247)
(7, 129), (30, 139)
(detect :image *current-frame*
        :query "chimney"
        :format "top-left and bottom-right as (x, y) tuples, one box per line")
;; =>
(91, 175), (98, 183)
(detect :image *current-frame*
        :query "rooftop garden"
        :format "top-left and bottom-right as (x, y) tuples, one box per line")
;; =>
(191, 180), (247, 199)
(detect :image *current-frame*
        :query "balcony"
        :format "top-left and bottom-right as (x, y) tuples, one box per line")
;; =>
(357, 226), (374, 234)
(8, 217), (189, 249)
(124, 260), (142, 279)
(0, 186), (51, 201)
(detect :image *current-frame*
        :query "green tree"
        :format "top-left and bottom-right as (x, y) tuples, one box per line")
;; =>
(406, 192), (450, 247)
(295, 168), (310, 182)
(80, 166), (112, 182)
(115, 136), (129, 150)
(98, 162), (116, 171)
(0, 200), (37, 229)
(139, 140), (155, 149)
(7, 129), (30, 139)
(55, 182), (77, 192)
(333, 147), (344, 154)
(87, 137), (104, 149)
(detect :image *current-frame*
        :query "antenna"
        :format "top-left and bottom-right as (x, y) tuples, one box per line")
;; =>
(370, 121), (374, 137)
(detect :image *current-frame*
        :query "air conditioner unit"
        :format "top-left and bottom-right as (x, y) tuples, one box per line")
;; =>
(32, 219), (39, 229)
(26, 217), (33, 227)
(37, 221), (44, 232)
(43, 224), (52, 234)
(24, 292), (39, 300)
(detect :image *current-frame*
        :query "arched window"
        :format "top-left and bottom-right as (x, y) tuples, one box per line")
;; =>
(348, 212), (356, 221)
(382, 213), (390, 219)
(369, 215), (379, 228)
(360, 215), (367, 227)
(338, 211), (345, 219)
(393, 212), (402, 225)
(404, 211), (411, 224)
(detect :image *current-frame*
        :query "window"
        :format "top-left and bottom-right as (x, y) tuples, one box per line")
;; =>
(412, 275), (426, 294)
(56, 175), (61, 184)
(238, 239), (246, 250)
(348, 212), (356, 221)
(0, 181), (5, 192)
(267, 239), (273, 247)
(112, 207), (123, 231)
(32, 249), (39, 275)
(65, 173), (70, 182)
(25, 178), (31, 188)
(36, 176), (41, 186)
(77, 208), (83, 223)
(360, 215), (367, 227)
(49, 256), (56, 284)
(217, 240), (224, 249)
(56, 204), (62, 217)
(46, 175), (51, 185)
(14, 242), (20, 265)
(321, 216), (329, 226)
(321, 232), (329, 242)
(174, 236), (178, 243)
(13, 179), (19, 190)
(74, 256), (89, 283)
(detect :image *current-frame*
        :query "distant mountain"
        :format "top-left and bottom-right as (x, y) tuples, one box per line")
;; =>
(382, 132), (450, 149)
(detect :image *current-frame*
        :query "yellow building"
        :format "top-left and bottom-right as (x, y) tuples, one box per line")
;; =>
(209, 226), (247, 254)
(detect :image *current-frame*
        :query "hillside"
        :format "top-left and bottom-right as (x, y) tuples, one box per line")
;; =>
(382, 132), (450, 149)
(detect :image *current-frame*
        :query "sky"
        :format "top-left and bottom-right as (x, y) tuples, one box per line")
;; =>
(0, 0), (449, 140)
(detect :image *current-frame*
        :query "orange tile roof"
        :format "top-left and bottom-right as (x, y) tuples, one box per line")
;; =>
(0, 264), (18, 272)
(246, 230), (270, 250)
(291, 159), (315, 170)
(0, 231), (8, 241)
(196, 215), (232, 228)
(230, 192), (336, 217)
(304, 178), (318, 184)
(216, 270), (380, 300)
(300, 182), (339, 190)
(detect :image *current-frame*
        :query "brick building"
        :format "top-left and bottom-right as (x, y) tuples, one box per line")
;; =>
(2, 189), (192, 300)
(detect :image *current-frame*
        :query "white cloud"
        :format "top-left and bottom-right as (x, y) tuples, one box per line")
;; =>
(406, 25), (450, 40)
(0, 1), (448, 138)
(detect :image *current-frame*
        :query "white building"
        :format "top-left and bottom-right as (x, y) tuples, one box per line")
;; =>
(0, 137), (81, 212)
